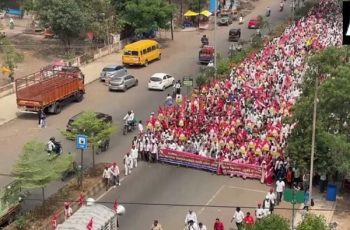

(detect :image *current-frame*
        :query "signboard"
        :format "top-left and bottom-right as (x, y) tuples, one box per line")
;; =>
(76, 134), (88, 150)
(283, 188), (305, 204)
(221, 161), (262, 179)
(183, 77), (193, 87)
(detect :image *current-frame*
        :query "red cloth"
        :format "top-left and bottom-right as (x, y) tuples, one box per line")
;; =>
(79, 193), (85, 207)
(51, 213), (57, 229)
(214, 221), (225, 230)
(87, 218), (93, 230)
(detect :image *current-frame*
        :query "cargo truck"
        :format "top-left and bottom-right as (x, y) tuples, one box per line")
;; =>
(15, 66), (85, 114)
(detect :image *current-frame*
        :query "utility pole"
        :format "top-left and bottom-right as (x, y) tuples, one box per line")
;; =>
(169, 0), (174, 40)
(291, 0), (295, 21)
(198, 0), (201, 28)
(308, 73), (319, 206)
(214, 0), (217, 78)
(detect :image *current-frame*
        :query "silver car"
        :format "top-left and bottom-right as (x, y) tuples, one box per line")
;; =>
(108, 75), (138, 92)
(100, 64), (127, 82)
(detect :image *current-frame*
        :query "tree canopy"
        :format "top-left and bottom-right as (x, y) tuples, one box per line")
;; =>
(285, 46), (350, 175)
(296, 214), (329, 230)
(250, 214), (290, 230)
(120, 0), (175, 33)
(61, 111), (116, 167)
(12, 140), (73, 201)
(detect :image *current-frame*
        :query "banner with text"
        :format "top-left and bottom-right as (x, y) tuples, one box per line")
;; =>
(159, 149), (262, 180)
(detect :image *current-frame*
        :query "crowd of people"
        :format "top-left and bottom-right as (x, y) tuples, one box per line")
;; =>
(128, 0), (343, 183)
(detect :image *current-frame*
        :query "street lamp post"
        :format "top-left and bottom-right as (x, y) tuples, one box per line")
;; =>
(308, 73), (319, 205)
(214, 0), (217, 77)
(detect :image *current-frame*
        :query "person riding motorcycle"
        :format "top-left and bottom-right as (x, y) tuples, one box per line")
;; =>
(239, 14), (243, 24)
(123, 110), (135, 127)
(47, 137), (62, 155)
(266, 6), (271, 16)
(280, 1), (284, 11)
(201, 35), (209, 46)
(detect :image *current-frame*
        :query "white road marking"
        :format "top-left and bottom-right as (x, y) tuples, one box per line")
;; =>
(198, 185), (225, 216)
(225, 185), (267, 194)
(96, 177), (126, 201)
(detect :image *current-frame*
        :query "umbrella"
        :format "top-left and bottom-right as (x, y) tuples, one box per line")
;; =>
(200, 10), (212, 17)
(1, 66), (11, 74)
(184, 10), (199, 17)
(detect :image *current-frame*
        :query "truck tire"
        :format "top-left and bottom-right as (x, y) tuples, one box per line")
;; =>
(74, 91), (84, 102)
(53, 102), (62, 114)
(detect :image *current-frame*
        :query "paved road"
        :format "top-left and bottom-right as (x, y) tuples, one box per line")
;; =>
(0, 0), (293, 227)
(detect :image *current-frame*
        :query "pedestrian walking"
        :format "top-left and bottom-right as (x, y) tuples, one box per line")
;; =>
(138, 120), (144, 134)
(255, 203), (264, 222)
(262, 196), (274, 217)
(130, 145), (138, 168)
(123, 152), (132, 176)
(146, 140), (152, 162)
(150, 220), (163, 230)
(102, 166), (110, 190)
(108, 162), (120, 187)
(39, 110), (47, 128)
(150, 141), (158, 163)
(185, 220), (199, 230)
(38, 109), (43, 125)
(276, 178), (285, 205)
(266, 188), (276, 209)
(213, 218), (224, 230)
(320, 173), (327, 193)
(231, 207), (244, 230)
(185, 210), (198, 224)
(64, 202), (72, 220)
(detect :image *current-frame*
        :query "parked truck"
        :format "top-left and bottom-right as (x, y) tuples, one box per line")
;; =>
(15, 66), (85, 114)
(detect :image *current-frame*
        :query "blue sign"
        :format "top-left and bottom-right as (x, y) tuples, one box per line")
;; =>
(76, 134), (88, 150)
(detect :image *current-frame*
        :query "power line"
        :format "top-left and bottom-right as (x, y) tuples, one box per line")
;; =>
(21, 198), (350, 212)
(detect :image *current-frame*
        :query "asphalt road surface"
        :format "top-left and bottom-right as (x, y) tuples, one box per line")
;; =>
(0, 0), (293, 228)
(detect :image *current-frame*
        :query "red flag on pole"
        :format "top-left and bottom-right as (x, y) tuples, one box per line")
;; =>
(87, 217), (93, 230)
(79, 193), (85, 207)
(51, 213), (58, 230)
(113, 199), (118, 212)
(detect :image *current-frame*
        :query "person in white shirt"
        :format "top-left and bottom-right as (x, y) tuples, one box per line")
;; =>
(276, 178), (285, 205)
(266, 188), (276, 206)
(255, 203), (264, 221)
(185, 220), (199, 230)
(231, 207), (244, 230)
(151, 142), (158, 163)
(64, 202), (73, 220)
(123, 152), (133, 176)
(185, 210), (198, 225)
(138, 120), (144, 134)
(102, 166), (111, 190)
(108, 162), (120, 187)
(262, 196), (273, 217)
(198, 222), (207, 230)
(130, 145), (139, 168)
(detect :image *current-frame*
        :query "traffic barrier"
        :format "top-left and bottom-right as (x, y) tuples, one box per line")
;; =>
(159, 149), (262, 179)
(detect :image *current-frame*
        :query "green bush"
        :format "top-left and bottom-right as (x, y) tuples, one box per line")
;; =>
(252, 214), (290, 230)
(217, 58), (230, 75)
(296, 213), (329, 230)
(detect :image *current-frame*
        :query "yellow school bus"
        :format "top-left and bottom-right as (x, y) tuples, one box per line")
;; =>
(122, 40), (161, 66)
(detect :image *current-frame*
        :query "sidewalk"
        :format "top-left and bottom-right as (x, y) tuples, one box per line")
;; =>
(0, 52), (122, 126)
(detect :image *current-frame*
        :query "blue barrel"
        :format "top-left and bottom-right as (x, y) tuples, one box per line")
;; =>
(326, 184), (337, 201)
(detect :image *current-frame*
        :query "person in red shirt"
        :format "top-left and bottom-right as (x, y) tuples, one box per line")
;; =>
(214, 218), (224, 230)
(243, 212), (254, 226)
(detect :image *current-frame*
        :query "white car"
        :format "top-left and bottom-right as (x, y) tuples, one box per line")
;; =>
(148, 73), (175, 91)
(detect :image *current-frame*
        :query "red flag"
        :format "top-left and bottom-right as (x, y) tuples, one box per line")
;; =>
(79, 193), (85, 207)
(87, 218), (93, 230)
(51, 213), (57, 229)
(113, 200), (118, 212)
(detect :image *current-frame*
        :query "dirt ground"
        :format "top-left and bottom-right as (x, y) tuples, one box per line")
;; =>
(332, 192), (350, 230)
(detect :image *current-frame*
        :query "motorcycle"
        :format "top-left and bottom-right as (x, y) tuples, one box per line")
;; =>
(123, 120), (136, 135)
(201, 39), (209, 48)
(47, 139), (63, 155)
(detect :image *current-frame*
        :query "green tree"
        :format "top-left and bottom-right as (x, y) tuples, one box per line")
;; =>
(296, 214), (329, 230)
(61, 111), (116, 168)
(0, 37), (24, 82)
(195, 72), (208, 90)
(252, 214), (290, 230)
(286, 47), (350, 176)
(34, 0), (87, 49)
(12, 141), (73, 203)
(120, 0), (175, 34)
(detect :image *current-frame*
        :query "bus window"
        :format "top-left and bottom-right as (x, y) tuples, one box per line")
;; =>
(147, 47), (152, 52)
(151, 45), (156, 50)
(143, 49), (147, 54)
(124, 50), (138, 56)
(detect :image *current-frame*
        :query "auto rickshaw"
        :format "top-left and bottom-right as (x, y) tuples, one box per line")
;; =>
(228, 28), (241, 42)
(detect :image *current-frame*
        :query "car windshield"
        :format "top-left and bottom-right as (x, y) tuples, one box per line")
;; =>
(111, 76), (123, 81)
(124, 50), (138, 56)
(103, 67), (116, 72)
(150, 77), (162, 82)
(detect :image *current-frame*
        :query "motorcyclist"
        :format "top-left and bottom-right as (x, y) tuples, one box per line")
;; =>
(165, 94), (173, 106)
(123, 110), (135, 127)
(256, 29), (262, 36)
(239, 14), (243, 24)
(47, 137), (61, 155)
(266, 6), (271, 16)
(201, 35), (209, 46)
(280, 1), (284, 11)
